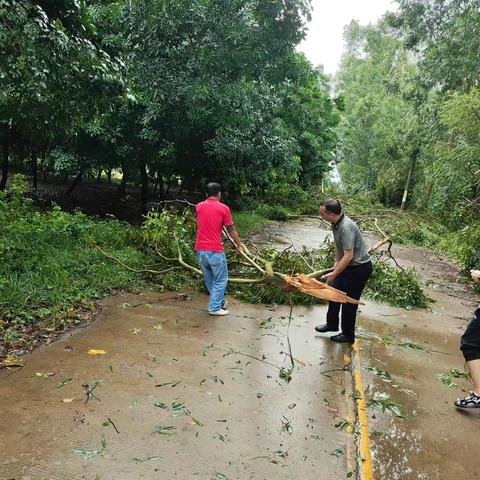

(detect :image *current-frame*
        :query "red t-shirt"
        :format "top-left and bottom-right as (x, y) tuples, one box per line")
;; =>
(195, 198), (234, 252)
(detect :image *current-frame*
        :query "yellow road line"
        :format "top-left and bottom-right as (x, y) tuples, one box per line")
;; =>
(344, 353), (356, 476)
(351, 339), (374, 480)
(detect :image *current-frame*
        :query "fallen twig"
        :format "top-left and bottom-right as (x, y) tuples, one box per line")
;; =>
(286, 293), (295, 373)
(107, 417), (120, 434)
(95, 245), (170, 275)
(223, 348), (282, 371)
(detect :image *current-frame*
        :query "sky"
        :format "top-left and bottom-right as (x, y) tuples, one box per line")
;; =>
(297, 0), (398, 76)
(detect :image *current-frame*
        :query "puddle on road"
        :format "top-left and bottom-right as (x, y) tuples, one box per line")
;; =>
(357, 310), (479, 480)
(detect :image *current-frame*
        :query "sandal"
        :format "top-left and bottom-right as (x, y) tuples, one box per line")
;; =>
(454, 392), (480, 409)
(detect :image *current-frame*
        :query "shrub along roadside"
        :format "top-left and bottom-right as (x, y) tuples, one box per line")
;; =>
(0, 182), (274, 351)
(0, 178), (149, 350)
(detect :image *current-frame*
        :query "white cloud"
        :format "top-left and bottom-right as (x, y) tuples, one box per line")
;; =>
(297, 0), (398, 75)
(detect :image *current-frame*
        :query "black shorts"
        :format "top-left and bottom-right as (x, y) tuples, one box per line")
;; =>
(460, 308), (480, 362)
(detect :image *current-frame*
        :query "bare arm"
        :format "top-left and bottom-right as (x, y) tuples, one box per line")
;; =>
(323, 249), (354, 285)
(335, 244), (341, 264)
(226, 224), (243, 249)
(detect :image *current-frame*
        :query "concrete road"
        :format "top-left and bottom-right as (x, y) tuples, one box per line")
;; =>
(0, 293), (356, 480)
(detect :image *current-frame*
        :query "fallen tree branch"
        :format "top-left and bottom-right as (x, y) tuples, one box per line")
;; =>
(154, 243), (177, 262)
(147, 199), (196, 210)
(95, 245), (172, 275)
(228, 277), (266, 284)
(98, 206), (414, 306)
(223, 348), (282, 371)
(223, 226), (267, 275)
(107, 417), (120, 434)
(176, 244), (202, 276)
(286, 293), (295, 373)
(306, 268), (334, 279)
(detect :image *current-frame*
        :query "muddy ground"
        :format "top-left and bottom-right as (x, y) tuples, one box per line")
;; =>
(1, 218), (479, 480)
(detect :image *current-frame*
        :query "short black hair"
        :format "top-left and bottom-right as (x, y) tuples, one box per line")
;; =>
(207, 182), (222, 197)
(320, 199), (342, 214)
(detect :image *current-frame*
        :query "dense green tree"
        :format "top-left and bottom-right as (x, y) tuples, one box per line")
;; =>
(336, 0), (480, 238)
(1, 0), (340, 211)
(395, 0), (480, 91)
(336, 19), (421, 206)
(126, 0), (336, 198)
(0, 0), (122, 189)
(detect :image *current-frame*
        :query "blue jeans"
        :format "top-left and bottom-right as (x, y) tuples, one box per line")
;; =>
(195, 251), (228, 312)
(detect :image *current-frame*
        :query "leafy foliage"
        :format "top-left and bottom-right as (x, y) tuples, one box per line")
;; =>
(367, 392), (406, 418)
(336, 2), (480, 271)
(365, 260), (429, 309)
(396, 0), (480, 91)
(437, 368), (471, 388)
(0, 176), (147, 346)
(1, 0), (339, 212)
(232, 244), (335, 305)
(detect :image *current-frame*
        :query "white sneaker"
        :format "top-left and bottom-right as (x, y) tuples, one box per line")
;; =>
(222, 300), (229, 309)
(209, 309), (229, 316)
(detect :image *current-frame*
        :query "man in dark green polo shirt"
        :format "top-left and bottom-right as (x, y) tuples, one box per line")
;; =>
(315, 199), (372, 343)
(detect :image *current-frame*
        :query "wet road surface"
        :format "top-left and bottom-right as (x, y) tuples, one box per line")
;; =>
(1, 216), (479, 480)
(0, 293), (353, 480)
(252, 217), (480, 480)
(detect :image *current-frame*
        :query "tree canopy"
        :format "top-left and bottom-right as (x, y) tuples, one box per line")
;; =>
(1, 0), (338, 206)
(335, 0), (480, 229)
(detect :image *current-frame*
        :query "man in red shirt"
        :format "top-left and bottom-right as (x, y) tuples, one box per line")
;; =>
(195, 182), (243, 315)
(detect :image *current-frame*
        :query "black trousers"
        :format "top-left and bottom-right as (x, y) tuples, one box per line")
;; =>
(460, 308), (480, 362)
(326, 261), (373, 339)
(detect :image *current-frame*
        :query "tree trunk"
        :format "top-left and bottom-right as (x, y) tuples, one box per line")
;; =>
(107, 169), (112, 184)
(158, 172), (165, 200)
(165, 178), (171, 197)
(118, 163), (128, 196)
(96, 167), (102, 183)
(139, 161), (149, 212)
(65, 170), (83, 195)
(0, 133), (9, 191)
(425, 179), (434, 207)
(42, 150), (47, 182)
(400, 148), (419, 210)
(32, 152), (38, 191)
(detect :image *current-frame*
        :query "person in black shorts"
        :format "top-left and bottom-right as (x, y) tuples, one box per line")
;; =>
(455, 269), (480, 409)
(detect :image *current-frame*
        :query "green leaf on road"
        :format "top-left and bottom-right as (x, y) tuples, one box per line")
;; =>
(153, 425), (176, 435)
(155, 381), (181, 388)
(330, 448), (343, 457)
(56, 378), (73, 389)
(133, 455), (162, 462)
